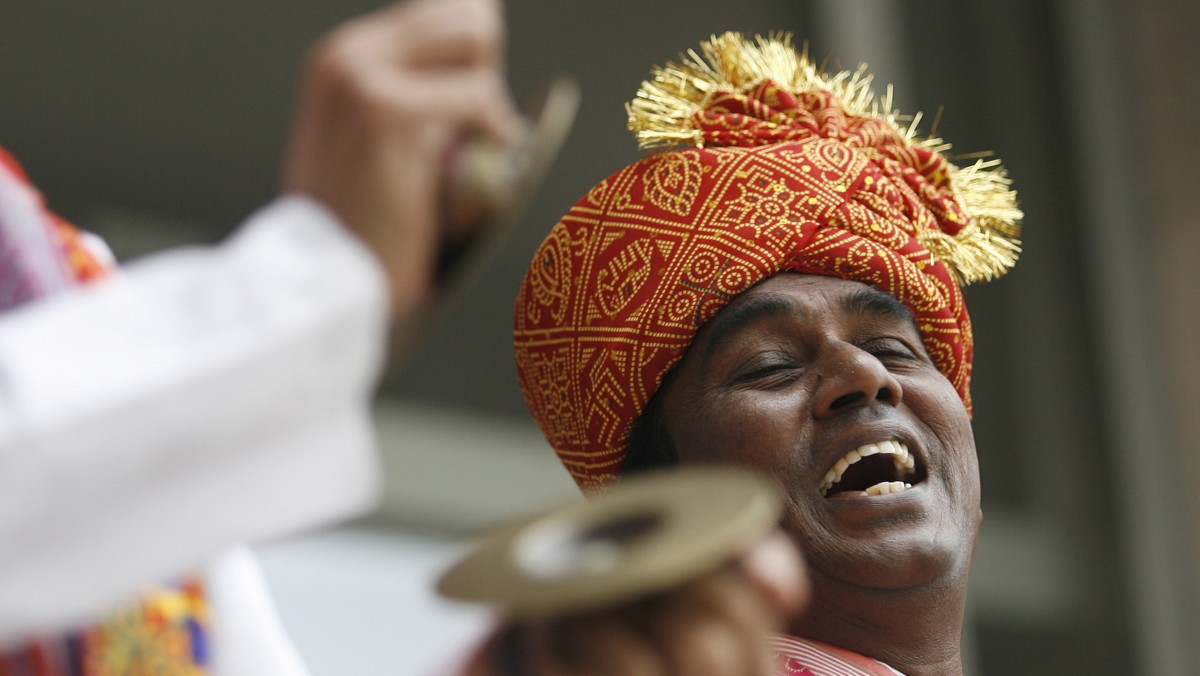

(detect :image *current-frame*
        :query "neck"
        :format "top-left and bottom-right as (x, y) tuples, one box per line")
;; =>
(787, 570), (968, 676)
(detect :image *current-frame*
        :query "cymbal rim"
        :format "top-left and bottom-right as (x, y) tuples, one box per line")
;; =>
(437, 465), (782, 618)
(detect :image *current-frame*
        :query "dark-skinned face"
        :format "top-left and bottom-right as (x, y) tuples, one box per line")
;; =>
(660, 273), (981, 592)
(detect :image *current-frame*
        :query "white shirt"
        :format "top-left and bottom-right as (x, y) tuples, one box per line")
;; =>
(0, 192), (389, 674)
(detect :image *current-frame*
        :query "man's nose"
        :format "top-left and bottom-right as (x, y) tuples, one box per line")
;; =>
(811, 342), (903, 418)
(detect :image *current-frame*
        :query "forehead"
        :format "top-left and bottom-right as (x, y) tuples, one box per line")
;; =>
(695, 273), (918, 350)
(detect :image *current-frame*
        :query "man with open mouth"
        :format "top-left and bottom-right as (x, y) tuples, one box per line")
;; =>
(505, 32), (1022, 675)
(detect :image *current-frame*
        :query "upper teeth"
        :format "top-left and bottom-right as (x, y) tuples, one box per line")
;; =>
(819, 440), (917, 496)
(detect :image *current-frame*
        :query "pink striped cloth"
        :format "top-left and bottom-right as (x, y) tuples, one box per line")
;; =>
(771, 635), (905, 675)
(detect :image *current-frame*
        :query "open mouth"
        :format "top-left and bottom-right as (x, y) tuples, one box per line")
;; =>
(819, 440), (922, 497)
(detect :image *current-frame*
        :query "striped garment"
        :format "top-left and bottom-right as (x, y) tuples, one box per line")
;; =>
(0, 145), (210, 675)
(771, 635), (905, 675)
(0, 580), (209, 676)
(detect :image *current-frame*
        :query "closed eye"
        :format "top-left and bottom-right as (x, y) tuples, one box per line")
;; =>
(733, 354), (802, 386)
(860, 338), (921, 363)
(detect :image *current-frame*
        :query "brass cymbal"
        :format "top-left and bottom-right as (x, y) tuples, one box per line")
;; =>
(438, 466), (782, 618)
(386, 77), (580, 365)
(439, 76), (581, 287)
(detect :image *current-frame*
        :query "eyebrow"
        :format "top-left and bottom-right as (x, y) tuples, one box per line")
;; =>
(843, 286), (918, 327)
(698, 293), (804, 358)
(696, 283), (920, 358)
(845, 287), (926, 354)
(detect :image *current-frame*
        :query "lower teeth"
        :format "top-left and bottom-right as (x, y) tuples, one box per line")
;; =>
(864, 481), (912, 496)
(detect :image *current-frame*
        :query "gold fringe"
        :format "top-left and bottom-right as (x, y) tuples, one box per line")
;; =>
(626, 32), (1023, 285)
(924, 158), (1024, 284)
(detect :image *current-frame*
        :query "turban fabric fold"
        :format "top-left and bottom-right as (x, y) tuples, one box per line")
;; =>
(514, 34), (1022, 491)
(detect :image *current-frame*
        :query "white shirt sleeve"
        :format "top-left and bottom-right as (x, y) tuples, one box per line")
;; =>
(205, 547), (312, 676)
(0, 195), (390, 644)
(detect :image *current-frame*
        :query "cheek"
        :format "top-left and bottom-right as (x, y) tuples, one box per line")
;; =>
(920, 380), (980, 496)
(914, 373), (974, 440)
(673, 391), (808, 472)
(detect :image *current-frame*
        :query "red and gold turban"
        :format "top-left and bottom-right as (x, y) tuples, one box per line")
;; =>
(514, 34), (1022, 491)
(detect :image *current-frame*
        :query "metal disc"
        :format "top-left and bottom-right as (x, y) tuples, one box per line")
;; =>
(437, 466), (782, 618)
(386, 77), (581, 365)
(438, 76), (581, 289)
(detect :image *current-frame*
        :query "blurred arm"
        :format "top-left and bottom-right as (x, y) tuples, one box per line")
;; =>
(0, 195), (388, 643)
(0, 0), (517, 645)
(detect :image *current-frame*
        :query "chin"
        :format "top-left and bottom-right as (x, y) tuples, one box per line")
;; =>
(847, 542), (966, 591)
(798, 518), (976, 593)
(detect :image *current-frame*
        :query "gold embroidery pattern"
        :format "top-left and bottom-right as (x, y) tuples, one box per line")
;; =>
(643, 150), (704, 216)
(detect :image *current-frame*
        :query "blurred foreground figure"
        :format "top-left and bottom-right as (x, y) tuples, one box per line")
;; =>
(0, 0), (520, 672)
(504, 33), (1023, 675)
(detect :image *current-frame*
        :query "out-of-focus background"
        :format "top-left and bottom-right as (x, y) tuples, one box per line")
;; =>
(2, 0), (1196, 673)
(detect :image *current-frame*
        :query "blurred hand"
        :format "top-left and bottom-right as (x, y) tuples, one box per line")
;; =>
(281, 0), (519, 319)
(467, 531), (809, 675)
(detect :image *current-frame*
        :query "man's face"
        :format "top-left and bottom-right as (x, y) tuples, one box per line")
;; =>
(660, 273), (980, 592)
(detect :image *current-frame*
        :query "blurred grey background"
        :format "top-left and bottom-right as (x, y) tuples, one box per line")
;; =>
(2, 0), (1197, 673)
